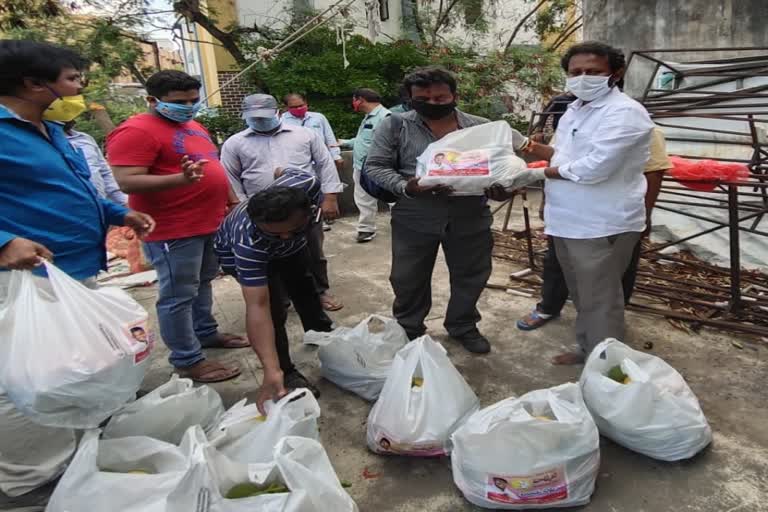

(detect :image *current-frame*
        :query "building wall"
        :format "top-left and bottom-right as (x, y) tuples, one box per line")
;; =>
(235, 0), (538, 49)
(583, 0), (768, 95)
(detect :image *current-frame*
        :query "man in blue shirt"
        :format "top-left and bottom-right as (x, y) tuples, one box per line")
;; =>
(339, 88), (391, 243)
(0, 39), (154, 510)
(215, 169), (332, 411)
(281, 92), (344, 171)
(0, 40), (154, 280)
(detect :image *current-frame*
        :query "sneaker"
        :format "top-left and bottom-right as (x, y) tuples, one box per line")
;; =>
(356, 231), (376, 243)
(323, 221), (332, 232)
(452, 330), (491, 354)
(283, 369), (321, 398)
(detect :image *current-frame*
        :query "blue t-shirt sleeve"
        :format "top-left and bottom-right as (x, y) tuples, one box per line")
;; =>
(101, 198), (129, 226)
(0, 230), (16, 249)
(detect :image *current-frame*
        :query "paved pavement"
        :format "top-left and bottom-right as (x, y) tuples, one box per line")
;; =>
(132, 209), (768, 512)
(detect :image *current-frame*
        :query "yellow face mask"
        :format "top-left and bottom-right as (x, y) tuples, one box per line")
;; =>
(43, 95), (87, 122)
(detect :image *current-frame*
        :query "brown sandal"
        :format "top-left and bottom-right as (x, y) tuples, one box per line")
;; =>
(320, 293), (344, 312)
(176, 360), (241, 383)
(200, 333), (250, 349)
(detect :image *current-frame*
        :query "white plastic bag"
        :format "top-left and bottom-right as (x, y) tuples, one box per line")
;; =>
(167, 431), (358, 512)
(210, 388), (321, 463)
(0, 388), (76, 498)
(415, 121), (536, 195)
(580, 338), (712, 461)
(451, 383), (600, 509)
(366, 336), (479, 456)
(304, 315), (408, 401)
(46, 429), (195, 512)
(0, 262), (152, 428)
(103, 375), (225, 444)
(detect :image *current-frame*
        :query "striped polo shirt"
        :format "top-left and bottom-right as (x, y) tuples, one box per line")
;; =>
(214, 170), (322, 287)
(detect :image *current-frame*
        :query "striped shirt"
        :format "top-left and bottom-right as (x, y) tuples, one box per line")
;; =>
(214, 170), (322, 287)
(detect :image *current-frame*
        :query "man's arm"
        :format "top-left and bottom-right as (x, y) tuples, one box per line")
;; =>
(309, 132), (344, 194)
(83, 135), (128, 205)
(525, 141), (555, 162)
(242, 285), (287, 414)
(112, 158), (205, 194)
(319, 114), (342, 161)
(0, 234), (52, 270)
(107, 125), (204, 193)
(364, 116), (408, 195)
(220, 137), (248, 201)
(99, 198), (130, 227)
(546, 107), (654, 184)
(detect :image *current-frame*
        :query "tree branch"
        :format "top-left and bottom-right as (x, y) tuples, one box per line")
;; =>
(172, 33), (228, 49)
(173, 0), (247, 65)
(433, 0), (462, 40)
(126, 61), (147, 85)
(504, 0), (546, 53)
(550, 20), (582, 51)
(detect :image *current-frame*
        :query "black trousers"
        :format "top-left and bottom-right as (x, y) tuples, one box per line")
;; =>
(267, 247), (333, 372)
(305, 221), (329, 294)
(390, 215), (493, 338)
(538, 236), (643, 316)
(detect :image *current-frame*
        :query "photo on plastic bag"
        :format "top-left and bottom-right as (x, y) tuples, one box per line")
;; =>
(375, 432), (445, 457)
(485, 467), (567, 505)
(426, 149), (490, 177)
(123, 319), (155, 365)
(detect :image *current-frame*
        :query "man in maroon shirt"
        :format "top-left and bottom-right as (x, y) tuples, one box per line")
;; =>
(108, 70), (246, 383)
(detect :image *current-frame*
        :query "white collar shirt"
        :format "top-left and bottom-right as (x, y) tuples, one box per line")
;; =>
(545, 87), (655, 239)
(220, 123), (343, 200)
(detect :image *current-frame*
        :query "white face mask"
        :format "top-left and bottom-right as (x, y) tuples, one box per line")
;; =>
(566, 74), (612, 102)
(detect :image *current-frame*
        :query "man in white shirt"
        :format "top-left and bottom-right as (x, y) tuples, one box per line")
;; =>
(516, 42), (654, 364)
(63, 121), (128, 205)
(221, 94), (346, 311)
(281, 93), (344, 171)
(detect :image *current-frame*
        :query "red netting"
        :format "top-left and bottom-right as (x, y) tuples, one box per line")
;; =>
(668, 156), (750, 192)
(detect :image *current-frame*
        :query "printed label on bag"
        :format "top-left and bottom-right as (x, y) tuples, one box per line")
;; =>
(426, 149), (490, 177)
(485, 466), (567, 504)
(123, 319), (155, 364)
(375, 432), (446, 457)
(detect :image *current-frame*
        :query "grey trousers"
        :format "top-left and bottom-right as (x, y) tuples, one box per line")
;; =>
(553, 232), (642, 355)
(390, 215), (493, 338)
(305, 221), (329, 294)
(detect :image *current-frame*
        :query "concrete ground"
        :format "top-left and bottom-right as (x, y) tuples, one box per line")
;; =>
(133, 204), (768, 512)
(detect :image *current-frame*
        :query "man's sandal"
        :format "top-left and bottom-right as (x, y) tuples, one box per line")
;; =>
(176, 360), (241, 383)
(516, 309), (558, 331)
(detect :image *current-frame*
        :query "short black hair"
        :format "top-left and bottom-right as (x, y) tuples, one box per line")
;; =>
(130, 327), (146, 333)
(283, 92), (306, 104)
(352, 88), (382, 103)
(247, 187), (312, 223)
(560, 41), (626, 74)
(145, 70), (201, 99)
(0, 40), (87, 95)
(403, 66), (457, 96)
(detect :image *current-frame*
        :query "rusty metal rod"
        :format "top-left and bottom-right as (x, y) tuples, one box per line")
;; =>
(634, 270), (768, 302)
(627, 304), (768, 336)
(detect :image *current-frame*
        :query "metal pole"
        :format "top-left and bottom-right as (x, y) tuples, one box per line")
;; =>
(521, 190), (535, 270)
(728, 184), (742, 312)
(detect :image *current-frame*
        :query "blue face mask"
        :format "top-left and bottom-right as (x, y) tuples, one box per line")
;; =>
(155, 100), (201, 123)
(246, 115), (281, 133)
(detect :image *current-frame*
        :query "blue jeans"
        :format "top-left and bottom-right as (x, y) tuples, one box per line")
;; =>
(144, 234), (220, 368)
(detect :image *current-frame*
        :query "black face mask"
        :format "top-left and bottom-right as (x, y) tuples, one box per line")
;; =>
(410, 99), (456, 120)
